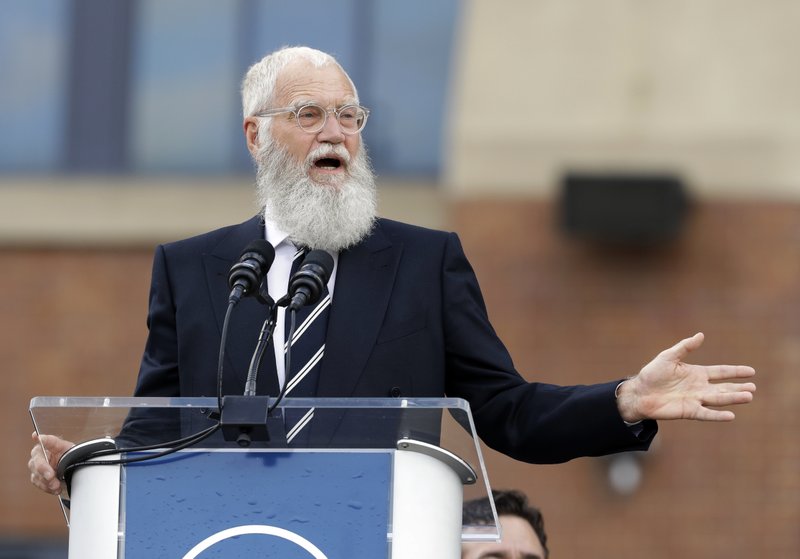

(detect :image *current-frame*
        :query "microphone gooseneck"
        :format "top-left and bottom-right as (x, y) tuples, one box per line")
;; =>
(219, 239), (275, 409)
(244, 309), (278, 396)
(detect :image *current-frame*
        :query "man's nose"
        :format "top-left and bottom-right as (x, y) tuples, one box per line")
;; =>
(316, 112), (346, 143)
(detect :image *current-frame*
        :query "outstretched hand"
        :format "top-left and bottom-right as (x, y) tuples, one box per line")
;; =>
(616, 333), (756, 423)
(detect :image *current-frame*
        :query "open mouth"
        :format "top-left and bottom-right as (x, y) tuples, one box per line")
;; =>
(313, 156), (344, 170)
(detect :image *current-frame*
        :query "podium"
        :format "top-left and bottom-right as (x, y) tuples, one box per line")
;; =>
(30, 397), (501, 558)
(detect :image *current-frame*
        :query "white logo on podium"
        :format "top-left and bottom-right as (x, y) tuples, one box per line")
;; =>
(182, 524), (329, 558)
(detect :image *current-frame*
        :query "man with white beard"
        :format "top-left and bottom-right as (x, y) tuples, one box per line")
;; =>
(30, 46), (755, 495)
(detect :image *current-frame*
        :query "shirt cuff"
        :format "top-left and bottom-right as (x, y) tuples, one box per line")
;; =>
(615, 379), (644, 430)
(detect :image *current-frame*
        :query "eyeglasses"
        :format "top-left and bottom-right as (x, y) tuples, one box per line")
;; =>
(254, 103), (370, 134)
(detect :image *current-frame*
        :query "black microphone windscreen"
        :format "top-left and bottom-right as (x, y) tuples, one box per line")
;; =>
(286, 249), (334, 310)
(301, 250), (334, 280)
(228, 239), (275, 293)
(240, 239), (275, 269)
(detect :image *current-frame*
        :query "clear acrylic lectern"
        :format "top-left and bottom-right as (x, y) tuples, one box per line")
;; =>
(30, 396), (500, 558)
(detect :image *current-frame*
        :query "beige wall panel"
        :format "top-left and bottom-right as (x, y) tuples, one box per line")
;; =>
(446, 0), (800, 198)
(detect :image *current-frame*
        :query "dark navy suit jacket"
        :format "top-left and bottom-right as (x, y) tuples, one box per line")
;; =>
(133, 215), (655, 462)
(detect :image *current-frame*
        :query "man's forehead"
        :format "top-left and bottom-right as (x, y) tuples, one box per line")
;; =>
(274, 61), (355, 105)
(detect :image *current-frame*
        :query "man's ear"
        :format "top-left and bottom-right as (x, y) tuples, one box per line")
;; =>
(244, 117), (260, 156)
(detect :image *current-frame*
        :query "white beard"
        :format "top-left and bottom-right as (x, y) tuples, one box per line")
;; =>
(254, 137), (377, 252)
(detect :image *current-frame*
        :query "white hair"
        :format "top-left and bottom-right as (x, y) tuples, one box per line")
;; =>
(241, 46), (359, 119)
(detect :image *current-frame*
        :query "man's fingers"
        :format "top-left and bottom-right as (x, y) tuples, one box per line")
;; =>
(30, 446), (54, 478)
(708, 381), (756, 394)
(659, 332), (705, 362)
(705, 365), (757, 381)
(34, 477), (62, 495)
(30, 470), (48, 492)
(30, 437), (53, 466)
(30, 469), (62, 494)
(28, 449), (62, 495)
(704, 389), (755, 407)
(29, 468), (55, 492)
(693, 407), (736, 422)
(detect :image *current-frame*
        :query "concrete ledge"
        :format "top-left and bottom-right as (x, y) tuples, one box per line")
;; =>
(0, 177), (446, 247)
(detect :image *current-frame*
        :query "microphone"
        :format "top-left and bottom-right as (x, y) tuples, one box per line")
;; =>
(217, 239), (280, 447)
(287, 250), (334, 311)
(228, 240), (275, 305)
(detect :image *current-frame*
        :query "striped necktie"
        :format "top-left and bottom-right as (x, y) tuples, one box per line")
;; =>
(283, 246), (331, 445)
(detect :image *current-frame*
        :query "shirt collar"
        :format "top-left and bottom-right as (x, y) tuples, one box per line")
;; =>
(263, 210), (293, 250)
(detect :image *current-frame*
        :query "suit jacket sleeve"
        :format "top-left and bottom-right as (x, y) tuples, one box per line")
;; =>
(115, 244), (185, 445)
(134, 244), (181, 398)
(439, 232), (657, 463)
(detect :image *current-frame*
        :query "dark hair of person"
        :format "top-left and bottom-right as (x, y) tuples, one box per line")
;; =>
(462, 489), (549, 558)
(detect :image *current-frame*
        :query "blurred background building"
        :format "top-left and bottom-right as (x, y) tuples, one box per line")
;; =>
(2, 0), (798, 557)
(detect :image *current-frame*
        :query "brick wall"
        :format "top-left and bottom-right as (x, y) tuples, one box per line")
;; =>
(452, 199), (799, 558)
(1, 248), (154, 534)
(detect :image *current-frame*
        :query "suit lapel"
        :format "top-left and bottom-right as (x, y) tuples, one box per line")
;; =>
(202, 216), (277, 396)
(317, 221), (400, 397)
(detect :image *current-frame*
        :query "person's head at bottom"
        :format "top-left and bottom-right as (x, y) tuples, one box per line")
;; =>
(462, 489), (549, 559)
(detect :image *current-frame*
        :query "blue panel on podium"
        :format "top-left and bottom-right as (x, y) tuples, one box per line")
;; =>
(123, 450), (391, 558)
